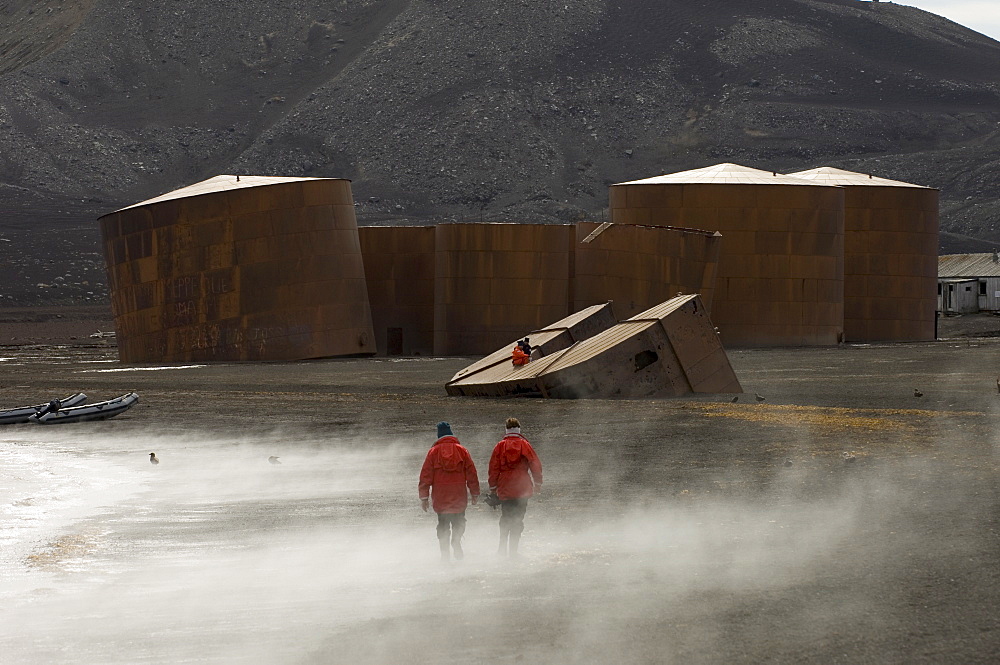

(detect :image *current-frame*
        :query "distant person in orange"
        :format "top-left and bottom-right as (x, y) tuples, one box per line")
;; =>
(419, 421), (480, 561)
(488, 417), (542, 557)
(511, 338), (530, 366)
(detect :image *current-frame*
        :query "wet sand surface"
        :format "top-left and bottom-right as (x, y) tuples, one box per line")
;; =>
(1, 337), (999, 664)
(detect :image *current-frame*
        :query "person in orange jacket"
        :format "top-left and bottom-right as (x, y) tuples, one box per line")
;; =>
(511, 344), (530, 366)
(419, 421), (480, 561)
(488, 417), (542, 556)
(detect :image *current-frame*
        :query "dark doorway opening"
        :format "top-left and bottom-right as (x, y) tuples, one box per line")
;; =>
(387, 327), (403, 355)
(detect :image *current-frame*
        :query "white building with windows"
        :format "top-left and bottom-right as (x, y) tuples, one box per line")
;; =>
(938, 253), (1000, 314)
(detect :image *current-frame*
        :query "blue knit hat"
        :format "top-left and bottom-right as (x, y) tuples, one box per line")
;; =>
(436, 421), (453, 438)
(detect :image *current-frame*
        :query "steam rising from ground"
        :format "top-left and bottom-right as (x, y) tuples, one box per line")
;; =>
(2, 420), (981, 665)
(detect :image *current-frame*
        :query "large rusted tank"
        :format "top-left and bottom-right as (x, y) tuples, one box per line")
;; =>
(360, 221), (722, 356)
(359, 226), (436, 356)
(787, 167), (938, 342)
(574, 222), (722, 318)
(610, 163), (845, 347)
(433, 223), (574, 355)
(99, 175), (375, 362)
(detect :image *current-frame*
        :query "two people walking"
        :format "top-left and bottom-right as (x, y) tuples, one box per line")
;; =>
(418, 417), (542, 561)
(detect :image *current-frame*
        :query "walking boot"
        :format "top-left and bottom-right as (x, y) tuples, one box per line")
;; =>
(452, 519), (466, 561)
(509, 530), (521, 558)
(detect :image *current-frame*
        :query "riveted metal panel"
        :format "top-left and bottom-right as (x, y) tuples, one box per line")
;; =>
(432, 223), (574, 355)
(359, 226), (436, 356)
(573, 222), (721, 318)
(609, 166), (845, 346)
(788, 169), (938, 342)
(99, 176), (374, 362)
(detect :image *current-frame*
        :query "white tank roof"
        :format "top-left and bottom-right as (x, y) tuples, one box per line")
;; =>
(787, 167), (933, 189)
(615, 163), (837, 187)
(114, 174), (350, 212)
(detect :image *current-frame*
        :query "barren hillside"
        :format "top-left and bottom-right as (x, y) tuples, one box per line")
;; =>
(2, 0), (1000, 305)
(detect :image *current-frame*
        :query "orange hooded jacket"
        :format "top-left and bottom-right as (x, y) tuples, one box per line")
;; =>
(418, 436), (481, 513)
(511, 346), (530, 366)
(488, 434), (542, 500)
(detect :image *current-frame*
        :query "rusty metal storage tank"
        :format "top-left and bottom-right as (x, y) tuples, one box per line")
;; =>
(434, 223), (574, 356)
(99, 175), (376, 363)
(609, 163), (845, 347)
(787, 167), (938, 342)
(574, 222), (722, 318)
(359, 226), (436, 356)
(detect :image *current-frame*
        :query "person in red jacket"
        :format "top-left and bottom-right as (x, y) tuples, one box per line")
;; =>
(419, 421), (480, 561)
(488, 417), (542, 556)
(511, 344), (530, 366)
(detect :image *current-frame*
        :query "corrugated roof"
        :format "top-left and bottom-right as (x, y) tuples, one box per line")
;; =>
(629, 294), (699, 320)
(787, 167), (933, 189)
(938, 253), (1000, 278)
(447, 302), (614, 386)
(551, 321), (657, 368)
(113, 174), (347, 212)
(614, 163), (837, 187)
(447, 342), (570, 388)
(543, 295), (701, 369)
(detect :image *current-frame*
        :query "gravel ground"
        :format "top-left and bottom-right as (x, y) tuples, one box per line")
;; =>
(1, 322), (999, 664)
(0, 305), (115, 345)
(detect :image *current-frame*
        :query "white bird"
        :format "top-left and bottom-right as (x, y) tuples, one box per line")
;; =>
(149, 452), (159, 465)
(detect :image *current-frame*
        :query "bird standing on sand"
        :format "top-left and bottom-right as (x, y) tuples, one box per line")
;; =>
(913, 388), (923, 398)
(268, 456), (281, 465)
(731, 395), (739, 403)
(842, 451), (856, 463)
(755, 393), (766, 403)
(149, 452), (159, 465)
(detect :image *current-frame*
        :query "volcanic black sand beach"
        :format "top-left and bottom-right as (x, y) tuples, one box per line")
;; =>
(1, 311), (999, 664)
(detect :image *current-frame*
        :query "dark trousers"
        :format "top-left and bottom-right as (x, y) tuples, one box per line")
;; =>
(436, 512), (466, 547)
(498, 498), (528, 554)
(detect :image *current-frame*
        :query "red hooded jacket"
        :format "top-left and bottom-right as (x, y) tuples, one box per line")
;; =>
(512, 346), (530, 366)
(488, 434), (542, 500)
(418, 436), (481, 514)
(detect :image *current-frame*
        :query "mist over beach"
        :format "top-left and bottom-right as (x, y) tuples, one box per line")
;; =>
(1, 337), (999, 664)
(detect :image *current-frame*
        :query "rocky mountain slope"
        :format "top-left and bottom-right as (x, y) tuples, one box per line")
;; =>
(2, 0), (1000, 305)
